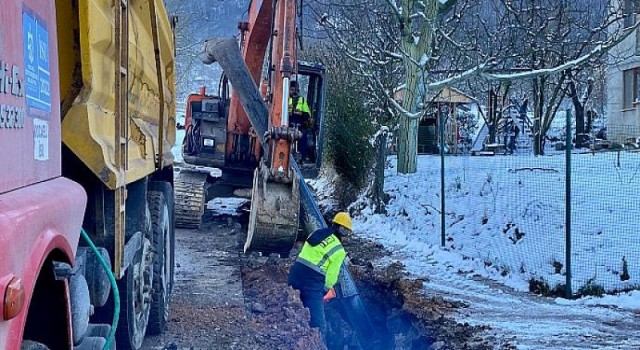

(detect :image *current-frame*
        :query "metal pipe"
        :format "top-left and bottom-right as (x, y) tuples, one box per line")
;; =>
(292, 158), (380, 347)
(282, 77), (290, 126)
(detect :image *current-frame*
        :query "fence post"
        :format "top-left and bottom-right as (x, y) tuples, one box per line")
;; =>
(440, 110), (446, 247)
(565, 109), (572, 298)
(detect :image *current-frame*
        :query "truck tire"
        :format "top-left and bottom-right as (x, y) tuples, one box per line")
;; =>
(116, 237), (153, 349)
(149, 181), (175, 294)
(146, 189), (172, 335)
(21, 341), (49, 350)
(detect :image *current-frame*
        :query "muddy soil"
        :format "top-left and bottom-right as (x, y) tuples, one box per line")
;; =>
(141, 213), (508, 350)
(140, 220), (324, 350)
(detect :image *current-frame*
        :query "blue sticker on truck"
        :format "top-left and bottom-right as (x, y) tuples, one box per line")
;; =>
(23, 10), (51, 112)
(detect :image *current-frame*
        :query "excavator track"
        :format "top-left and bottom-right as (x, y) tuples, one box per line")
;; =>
(174, 169), (209, 229)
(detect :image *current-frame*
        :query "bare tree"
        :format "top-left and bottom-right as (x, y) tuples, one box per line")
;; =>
(313, 0), (639, 170)
(165, 0), (247, 103)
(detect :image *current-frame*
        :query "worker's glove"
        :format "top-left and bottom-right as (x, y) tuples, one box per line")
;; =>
(323, 288), (336, 303)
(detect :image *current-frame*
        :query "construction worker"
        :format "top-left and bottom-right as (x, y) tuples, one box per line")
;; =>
(288, 212), (352, 340)
(288, 80), (312, 160)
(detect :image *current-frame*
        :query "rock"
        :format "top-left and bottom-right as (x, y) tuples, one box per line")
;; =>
(429, 341), (445, 350)
(250, 302), (266, 314)
(267, 253), (281, 265)
(284, 307), (297, 319)
(163, 342), (177, 350)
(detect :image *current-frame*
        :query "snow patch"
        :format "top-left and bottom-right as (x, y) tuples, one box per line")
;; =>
(206, 197), (249, 216)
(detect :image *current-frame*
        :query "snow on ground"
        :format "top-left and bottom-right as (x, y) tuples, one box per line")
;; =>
(354, 153), (640, 293)
(206, 197), (249, 216)
(306, 166), (341, 211)
(345, 153), (640, 349)
(172, 128), (186, 164)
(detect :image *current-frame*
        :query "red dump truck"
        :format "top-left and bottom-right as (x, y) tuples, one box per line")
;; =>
(1, 0), (176, 349)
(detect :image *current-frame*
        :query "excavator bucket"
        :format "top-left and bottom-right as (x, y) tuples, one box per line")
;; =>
(244, 165), (300, 256)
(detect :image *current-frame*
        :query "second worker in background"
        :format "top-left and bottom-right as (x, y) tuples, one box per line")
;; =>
(288, 80), (313, 161)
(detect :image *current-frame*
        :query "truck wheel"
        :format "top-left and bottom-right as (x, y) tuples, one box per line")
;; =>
(116, 237), (153, 349)
(149, 181), (175, 295)
(147, 189), (172, 335)
(21, 341), (49, 350)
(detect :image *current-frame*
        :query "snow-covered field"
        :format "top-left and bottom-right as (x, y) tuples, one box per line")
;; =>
(344, 153), (640, 348)
(354, 153), (640, 294)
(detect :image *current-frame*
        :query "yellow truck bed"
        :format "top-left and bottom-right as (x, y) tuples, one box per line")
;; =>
(57, 0), (176, 189)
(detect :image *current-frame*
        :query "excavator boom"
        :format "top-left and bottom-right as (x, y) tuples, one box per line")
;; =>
(227, 0), (303, 254)
(202, 36), (382, 350)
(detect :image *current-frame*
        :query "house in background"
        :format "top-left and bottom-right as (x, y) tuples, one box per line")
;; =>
(394, 86), (477, 154)
(607, 0), (640, 142)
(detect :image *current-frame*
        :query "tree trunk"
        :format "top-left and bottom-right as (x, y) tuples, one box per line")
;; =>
(568, 78), (593, 149)
(575, 103), (585, 148)
(396, 0), (437, 174)
(586, 110), (594, 134)
(533, 128), (542, 155)
(532, 79), (545, 155)
(397, 117), (418, 173)
(369, 129), (389, 214)
(488, 89), (498, 144)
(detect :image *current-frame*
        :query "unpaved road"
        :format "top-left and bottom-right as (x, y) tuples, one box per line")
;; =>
(423, 270), (640, 349)
(140, 222), (324, 350)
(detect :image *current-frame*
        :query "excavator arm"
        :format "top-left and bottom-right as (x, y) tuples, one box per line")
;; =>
(212, 0), (303, 254)
(230, 0), (299, 181)
(200, 1), (382, 347)
(203, 35), (382, 350)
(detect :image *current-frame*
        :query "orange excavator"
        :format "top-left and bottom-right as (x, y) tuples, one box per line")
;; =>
(176, 1), (382, 347)
(174, 0), (327, 255)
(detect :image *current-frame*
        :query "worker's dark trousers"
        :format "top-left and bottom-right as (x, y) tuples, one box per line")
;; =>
(288, 261), (327, 340)
(297, 130), (309, 160)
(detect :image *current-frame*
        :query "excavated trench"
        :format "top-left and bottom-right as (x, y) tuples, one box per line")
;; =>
(325, 280), (435, 350)
(322, 239), (493, 350)
(198, 191), (491, 350)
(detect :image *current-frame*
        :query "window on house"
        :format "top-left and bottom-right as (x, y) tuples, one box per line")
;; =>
(624, 0), (639, 28)
(623, 68), (640, 109)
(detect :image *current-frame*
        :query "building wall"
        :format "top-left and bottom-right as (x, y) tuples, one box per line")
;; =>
(607, 0), (640, 142)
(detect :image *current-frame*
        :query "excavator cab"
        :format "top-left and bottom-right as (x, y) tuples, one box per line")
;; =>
(286, 62), (327, 178)
(175, 62), (326, 232)
(181, 62), (326, 179)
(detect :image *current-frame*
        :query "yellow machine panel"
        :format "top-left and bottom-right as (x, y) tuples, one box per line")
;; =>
(58, 0), (176, 189)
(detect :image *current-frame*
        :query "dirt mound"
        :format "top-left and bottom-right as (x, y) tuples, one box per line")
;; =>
(241, 253), (326, 350)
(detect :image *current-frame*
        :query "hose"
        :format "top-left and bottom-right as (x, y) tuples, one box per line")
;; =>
(80, 228), (120, 350)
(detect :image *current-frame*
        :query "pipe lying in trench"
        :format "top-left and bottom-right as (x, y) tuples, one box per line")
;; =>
(202, 38), (380, 348)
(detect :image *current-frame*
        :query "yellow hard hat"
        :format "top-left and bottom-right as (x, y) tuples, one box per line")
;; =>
(332, 212), (352, 231)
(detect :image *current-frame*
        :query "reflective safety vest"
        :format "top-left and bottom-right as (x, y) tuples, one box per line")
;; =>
(288, 96), (311, 114)
(296, 227), (346, 290)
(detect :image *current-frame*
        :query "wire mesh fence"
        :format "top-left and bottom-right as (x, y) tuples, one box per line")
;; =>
(425, 112), (640, 298)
